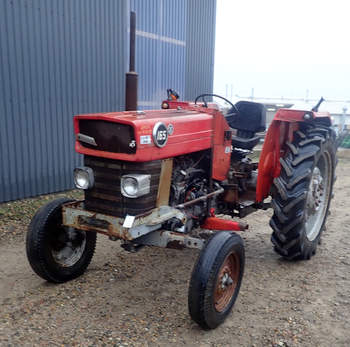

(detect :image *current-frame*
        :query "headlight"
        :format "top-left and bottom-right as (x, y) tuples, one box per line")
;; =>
(121, 174), (151, 198)
(122, 177), (138, 196)
(74, 167), (94, 190)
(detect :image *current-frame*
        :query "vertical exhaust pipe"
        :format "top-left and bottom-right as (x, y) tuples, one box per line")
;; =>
(125, 11), (138, 111)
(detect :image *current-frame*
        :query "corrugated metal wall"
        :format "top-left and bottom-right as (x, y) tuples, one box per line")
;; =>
(130, 0), (217, 108)
(185, 0), (217, 100)
(130, 0), (187, 109)
(0, 0), (128, 202)
(0, 0), (216, 202)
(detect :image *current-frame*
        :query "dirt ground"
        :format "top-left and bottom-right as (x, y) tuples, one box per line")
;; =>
(1, 151), (350, 347)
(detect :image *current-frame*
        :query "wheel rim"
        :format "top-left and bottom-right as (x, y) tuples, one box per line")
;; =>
(305, 151), (332, 241)
(214, 252), (240, 312)
(50, 227), (86, 267)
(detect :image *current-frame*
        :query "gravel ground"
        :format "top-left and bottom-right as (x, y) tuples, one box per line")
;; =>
(1, 152), (350, 346)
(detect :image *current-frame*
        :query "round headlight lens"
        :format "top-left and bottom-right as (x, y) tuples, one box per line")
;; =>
(74, 167), (94, 190)
(122, 177), (138, 197)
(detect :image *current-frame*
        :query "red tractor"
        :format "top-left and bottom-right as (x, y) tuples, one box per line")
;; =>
(26, 93), (336, 329)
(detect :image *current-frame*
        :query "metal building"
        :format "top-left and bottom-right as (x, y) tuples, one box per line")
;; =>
(0, 0), (216, 203)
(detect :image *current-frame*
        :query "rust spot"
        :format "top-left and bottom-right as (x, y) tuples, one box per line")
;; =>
(78, 215), (109, 230)
(167, 240), (185, 250)
(121, 227), (131, 240)
(171, 231), (186, 237)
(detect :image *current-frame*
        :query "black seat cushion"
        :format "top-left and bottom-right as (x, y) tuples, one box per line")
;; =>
(227, 101), (266, 133)
(231, 134), (260, 150)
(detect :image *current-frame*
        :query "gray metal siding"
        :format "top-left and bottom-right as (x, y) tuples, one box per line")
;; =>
(130, 0), (187, 109)
(0, 0), (216, 203)
(185, 0), (216, 100)
(130, 0), (216, 109)
(0, 0), (127, 202)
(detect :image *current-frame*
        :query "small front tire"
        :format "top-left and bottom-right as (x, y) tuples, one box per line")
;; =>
(188, 232), (245, 329)
(26, 198), (97, 283)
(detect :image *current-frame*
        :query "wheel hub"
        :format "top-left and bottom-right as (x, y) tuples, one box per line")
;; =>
(306, 167), (324, 215)
(51, 228), (86, 267)
(214, 253), (239, 312)
(220, 272), (234, 289)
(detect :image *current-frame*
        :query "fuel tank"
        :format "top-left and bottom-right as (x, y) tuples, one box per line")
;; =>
(74, 108), (214, 162)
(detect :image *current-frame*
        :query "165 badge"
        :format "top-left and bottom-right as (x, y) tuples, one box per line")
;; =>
(153, 122), (168, 148)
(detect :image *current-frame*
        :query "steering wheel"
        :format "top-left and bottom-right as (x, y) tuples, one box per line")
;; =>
(194, 93), (239, 117)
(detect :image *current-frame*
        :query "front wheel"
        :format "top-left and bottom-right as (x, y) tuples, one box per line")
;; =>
(270, 125), (336, 260)
(26, 198), (97, 283)
(188, 232), (245, 329)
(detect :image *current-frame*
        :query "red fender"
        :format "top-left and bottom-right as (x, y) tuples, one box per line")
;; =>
(256, 108), (331, 202)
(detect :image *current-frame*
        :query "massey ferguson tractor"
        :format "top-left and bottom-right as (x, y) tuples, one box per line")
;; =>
(26, 93), (336, 329)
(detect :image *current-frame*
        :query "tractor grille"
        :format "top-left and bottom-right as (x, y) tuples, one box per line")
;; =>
(84, 156), (161, 217)
(79, 120), (136, 154)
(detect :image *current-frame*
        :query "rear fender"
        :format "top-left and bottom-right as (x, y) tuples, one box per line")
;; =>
(256, 108), (331, 202)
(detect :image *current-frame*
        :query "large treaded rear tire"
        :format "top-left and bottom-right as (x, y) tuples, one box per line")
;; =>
(26, 198), (97, 283)
(270, 124), (336, 260)
(188, 232), (245, 329)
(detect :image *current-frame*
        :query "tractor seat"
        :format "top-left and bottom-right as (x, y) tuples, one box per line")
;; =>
(231, 130), (261, 150)
(226, 101), (266, 150)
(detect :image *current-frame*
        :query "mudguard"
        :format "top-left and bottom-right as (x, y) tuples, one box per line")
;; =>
(256, 108), (331, 202)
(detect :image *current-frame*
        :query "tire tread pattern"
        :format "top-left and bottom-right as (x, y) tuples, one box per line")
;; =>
(270, 124), (336, 260)
(26, 198), (96, 283)
(188, 232), (245, 329)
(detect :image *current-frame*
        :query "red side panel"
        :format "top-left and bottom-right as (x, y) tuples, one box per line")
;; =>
(211, 110), (232, 181)
(256, 121), (282, 202)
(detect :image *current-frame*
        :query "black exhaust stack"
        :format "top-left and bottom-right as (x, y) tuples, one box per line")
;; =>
(125, 11), (138, 111)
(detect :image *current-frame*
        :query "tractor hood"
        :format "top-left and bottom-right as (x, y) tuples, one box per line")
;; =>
(74, 109), (214, 162)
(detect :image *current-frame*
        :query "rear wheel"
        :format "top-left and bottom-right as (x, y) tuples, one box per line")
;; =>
(26, 198), (97, 283)
(188, 232), (245, 329)
(270, 125), (336, 260)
